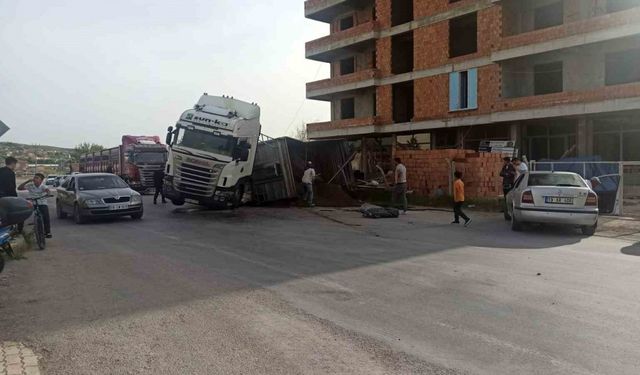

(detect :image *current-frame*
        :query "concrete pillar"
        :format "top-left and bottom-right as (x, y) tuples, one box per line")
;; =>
(577, 117), (588, 157)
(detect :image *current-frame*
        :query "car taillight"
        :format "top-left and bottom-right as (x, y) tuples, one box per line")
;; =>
(521, 191), (534, 204)
(586, 192), (598, 206)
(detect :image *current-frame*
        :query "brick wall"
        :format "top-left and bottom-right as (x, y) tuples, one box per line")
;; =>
(376, 85), (393, 123)
(395, 149), (505, 199)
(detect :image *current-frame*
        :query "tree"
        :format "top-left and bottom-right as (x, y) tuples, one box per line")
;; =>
(71, 142), (104, 161)
(293, 122), (308, 142)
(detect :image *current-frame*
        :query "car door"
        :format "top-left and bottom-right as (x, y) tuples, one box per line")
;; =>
(60, 177), (75, 213)
(507, 174), (526, 212)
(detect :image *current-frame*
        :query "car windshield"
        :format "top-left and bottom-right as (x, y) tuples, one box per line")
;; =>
(133, 152), (166, 164)
(175, 127), (236, 157)
(528, 173), (586, 187)
(77, 176), (129, 191)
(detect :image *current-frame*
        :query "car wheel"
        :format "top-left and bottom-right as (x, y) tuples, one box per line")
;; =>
(581, 222), (597, 236)
(73, 204), (86, 225)
(131, 211), (143, 220)
(511, 204), (523, 232)
(56, 201), (67, 219)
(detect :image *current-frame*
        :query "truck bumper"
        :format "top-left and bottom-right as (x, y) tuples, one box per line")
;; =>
(164, 177), (236, 208)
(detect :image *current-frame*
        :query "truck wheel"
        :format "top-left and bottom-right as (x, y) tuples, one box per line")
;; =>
(171, 199), (185, 206)
(56, 201), (67, 219)
(581, 223), (597, 236)
(73, 204), (86, 225)
(0, 254), (4, 273)
(232, 185), (245, 208)
(131, 211), (143, 220)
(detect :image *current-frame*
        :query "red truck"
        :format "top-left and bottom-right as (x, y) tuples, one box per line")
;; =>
(79, 135), (167, 191)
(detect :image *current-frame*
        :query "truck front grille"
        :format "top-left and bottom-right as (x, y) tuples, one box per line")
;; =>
(175, 162), (220, 197)
(138, 165), (163, 188)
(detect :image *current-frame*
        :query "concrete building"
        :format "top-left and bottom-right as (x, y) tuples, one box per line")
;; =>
(304, 0), (640, 176)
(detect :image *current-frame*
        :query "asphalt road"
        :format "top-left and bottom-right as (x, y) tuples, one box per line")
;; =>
(1, 197), (639, 374)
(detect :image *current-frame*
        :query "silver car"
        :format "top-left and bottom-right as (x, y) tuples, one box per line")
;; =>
(505, 171), (599, 235)
(56, 173), (143, 224)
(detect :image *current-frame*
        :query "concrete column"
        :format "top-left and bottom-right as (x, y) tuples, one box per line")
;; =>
(577, 117), (588, 157)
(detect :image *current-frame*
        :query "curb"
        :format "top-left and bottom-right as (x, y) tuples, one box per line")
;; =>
(0, 342), (41, 375)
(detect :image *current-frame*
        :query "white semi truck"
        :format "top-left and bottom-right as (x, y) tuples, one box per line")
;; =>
(163, 94), (261, 208)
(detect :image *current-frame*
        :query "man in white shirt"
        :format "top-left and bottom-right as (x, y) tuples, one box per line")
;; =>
(301, 161), (316, 207)
(513, 157), (528, 177)
(18, 173), (52, 238)
(392, 158), (408, 213)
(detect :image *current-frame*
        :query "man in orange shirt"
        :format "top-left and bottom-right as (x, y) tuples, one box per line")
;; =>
(452, 171), (471, 227)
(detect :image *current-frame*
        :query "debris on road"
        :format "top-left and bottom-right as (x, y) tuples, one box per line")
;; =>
(359, 204), (399, 219)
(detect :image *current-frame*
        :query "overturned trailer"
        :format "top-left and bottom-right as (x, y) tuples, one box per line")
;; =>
(251, 137), (354, 204)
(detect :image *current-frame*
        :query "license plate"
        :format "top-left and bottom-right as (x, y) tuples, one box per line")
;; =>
(109, 204), (129, 211)
(545, 196), (573, 205)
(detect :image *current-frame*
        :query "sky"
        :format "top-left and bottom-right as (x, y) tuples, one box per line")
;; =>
(0, 0), (330, 148)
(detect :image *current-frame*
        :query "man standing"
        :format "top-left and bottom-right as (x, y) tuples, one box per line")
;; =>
(153, 169), (166, 204)
(0, 157), (18, 198)
(302, 161), (316, 207)
(513, 157), (528, 177)
(452, 171), (471, 227)
(392, 157), (408, 214)
(500, 157), (517, 209)
(18, 173), (52, 238)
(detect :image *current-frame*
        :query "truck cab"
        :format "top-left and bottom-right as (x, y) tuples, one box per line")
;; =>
(163, 94), (261, 208)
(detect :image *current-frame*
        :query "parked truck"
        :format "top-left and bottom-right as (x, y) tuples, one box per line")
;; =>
(79, 135), (167, 191)
(163, 94), (261, 208)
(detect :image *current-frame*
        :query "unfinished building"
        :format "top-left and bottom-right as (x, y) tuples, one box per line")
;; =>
(304, 0), (640, 180)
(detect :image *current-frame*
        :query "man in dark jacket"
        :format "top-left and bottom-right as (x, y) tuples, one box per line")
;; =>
(0, 157), (18, 198)
(0, 157), (21, 232)
(153, 169), (166, 204)
(500, 157), (517, 213)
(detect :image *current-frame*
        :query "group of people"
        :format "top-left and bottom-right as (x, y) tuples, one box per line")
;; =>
(0, 157), (53, 238)
(391, 157), (472, 225)
(499, 156), (529, 197)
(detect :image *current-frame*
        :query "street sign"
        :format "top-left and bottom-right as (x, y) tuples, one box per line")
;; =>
(0, 120), (9, 138)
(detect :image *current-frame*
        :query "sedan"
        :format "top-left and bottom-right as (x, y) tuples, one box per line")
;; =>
(56, 173), (143, 224)
(505, 171), (599, 235)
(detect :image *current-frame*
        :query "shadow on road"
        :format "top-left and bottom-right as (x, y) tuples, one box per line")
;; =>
(0, 200), (589, 339)
(621, 242), (640, 256)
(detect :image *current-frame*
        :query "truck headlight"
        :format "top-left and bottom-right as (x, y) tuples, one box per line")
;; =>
(130, 195), (142, 205)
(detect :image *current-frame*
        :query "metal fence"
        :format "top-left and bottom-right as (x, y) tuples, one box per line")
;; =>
(530, 161), (640, 216)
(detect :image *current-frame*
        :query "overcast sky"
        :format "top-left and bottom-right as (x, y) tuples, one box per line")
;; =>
(0, 0), (330, 148)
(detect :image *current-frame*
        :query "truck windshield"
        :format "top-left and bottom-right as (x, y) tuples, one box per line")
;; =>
(78, 176), (129, 191)
(133, 152), (166, 164)
(175, 127), (236, 157)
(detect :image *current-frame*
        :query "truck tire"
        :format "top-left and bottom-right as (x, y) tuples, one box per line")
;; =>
(171, 199), (185, 206)
(73, 204), (86, 225)
(56, 201), (67, 219)
(0, 253), (4, 273)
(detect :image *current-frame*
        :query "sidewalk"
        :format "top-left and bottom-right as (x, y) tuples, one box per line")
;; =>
(597, 215), (640, 242)
(0, 342), (41, 375)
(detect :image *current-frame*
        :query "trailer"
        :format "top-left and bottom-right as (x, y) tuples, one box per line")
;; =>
(79, 135), (167, 191)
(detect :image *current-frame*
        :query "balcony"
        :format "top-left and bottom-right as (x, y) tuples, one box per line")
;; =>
(305, 0), (354, 22)
(306, 69), (380, 100)
(307, 116), (379, 138)
(306, 21), (380, 62)
(495, 7), (640, 60)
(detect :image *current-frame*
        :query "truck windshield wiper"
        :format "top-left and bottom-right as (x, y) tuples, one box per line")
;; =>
(556, 184), (581, 187)
(174, 147), (222, 162)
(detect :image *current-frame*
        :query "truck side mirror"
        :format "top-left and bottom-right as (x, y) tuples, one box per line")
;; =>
(166, 126), (174, 145)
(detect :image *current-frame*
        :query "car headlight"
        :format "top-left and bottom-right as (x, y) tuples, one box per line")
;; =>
(84, 199), (103, 207)
(130, 195), (142, 204)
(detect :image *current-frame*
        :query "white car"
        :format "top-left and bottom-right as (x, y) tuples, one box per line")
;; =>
(505, 171), (599, 235)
